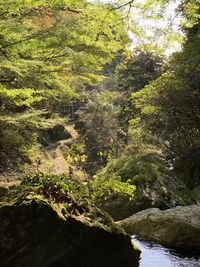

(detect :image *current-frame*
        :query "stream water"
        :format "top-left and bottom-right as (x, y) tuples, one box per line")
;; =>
(132, 236), (200, 267)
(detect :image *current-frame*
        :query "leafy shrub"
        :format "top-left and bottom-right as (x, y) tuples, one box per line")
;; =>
(3, 173), (108, 219)
(19, 172), (88, 203)
(91, 175), (136, 204)
(97, 153), (166, 185)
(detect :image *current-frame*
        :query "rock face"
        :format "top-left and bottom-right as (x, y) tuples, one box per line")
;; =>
(48, 125), (72, 142)
(119, 205), (200, 251)
(0, 196), (140, 267)
(39, 125), (72, 146)
(100, 195), (135, 221)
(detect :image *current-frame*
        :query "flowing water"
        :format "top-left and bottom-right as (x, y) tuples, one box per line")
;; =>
(132, 236), (200, 267)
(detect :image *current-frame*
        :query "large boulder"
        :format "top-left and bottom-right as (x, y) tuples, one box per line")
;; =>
(0, 195), (140, 267)
(119, 205), (200, 251)
(48, 125), (72, 142)
(39, 125), (72, 146)
(100, 194), (135, 221)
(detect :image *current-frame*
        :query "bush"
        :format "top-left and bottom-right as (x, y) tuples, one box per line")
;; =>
(13, 172), (88, 203)
(96, 153), (166, 185)
(91, 175), (136, 204)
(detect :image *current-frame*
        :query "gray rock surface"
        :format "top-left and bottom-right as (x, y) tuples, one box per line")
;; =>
(119, 205), (200, 250)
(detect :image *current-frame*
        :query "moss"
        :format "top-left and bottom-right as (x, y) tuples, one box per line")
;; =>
(132, 241), (140, 252)
(0, 195), (141, 267)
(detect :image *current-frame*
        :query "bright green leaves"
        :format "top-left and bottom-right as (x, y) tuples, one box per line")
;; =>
(91, 174), (136, 203)
(0, 87), (44, 108)
(0, 0), (129, 108)
(91, 151), (166, 204)
(0, 0), (127, 89)
(180, 0), (200, 28)
(130, 23), (200, 153)
(0, 0), (129, 168)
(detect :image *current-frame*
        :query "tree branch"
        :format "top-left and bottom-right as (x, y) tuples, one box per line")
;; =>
(102, 0), (135, 24)
(67, 7), (82, 14)
(0, 77), (15, 83)
(0, 28), (52, 50)
(111, 0), (135, 11)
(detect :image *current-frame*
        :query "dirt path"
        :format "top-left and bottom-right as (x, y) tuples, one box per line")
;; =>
(46, 124), (78, 174)
(47, 146), (69, 174)
(0, 124), (79, 187)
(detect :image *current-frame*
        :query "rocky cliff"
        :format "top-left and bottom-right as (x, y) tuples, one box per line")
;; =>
(0, 194), (140, 267)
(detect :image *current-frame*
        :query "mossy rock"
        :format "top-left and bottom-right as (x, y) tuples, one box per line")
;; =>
(0, 195), (140, 267)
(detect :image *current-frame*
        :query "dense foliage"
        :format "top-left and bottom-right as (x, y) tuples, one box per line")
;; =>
(0, 0), (200, 213)
(88, 0), (200, 204)
(81, 91), (122, 173)
(91, 173), (136, 204)
(130, 21), (200, 188)
(0, 0), (128, 170)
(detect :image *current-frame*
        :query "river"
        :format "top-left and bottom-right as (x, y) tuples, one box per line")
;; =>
(132, 236), (200, 267)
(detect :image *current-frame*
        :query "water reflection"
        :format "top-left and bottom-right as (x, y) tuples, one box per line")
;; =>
(132, 236), (200, 267)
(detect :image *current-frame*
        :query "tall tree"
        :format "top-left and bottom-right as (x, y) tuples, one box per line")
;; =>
(116, 50), (163, 143)
(131, 19), (200, 188)
(0, 0), (128, 170)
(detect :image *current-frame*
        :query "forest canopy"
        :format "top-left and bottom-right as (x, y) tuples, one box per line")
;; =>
(0, 0), (129, 168)
(0, 0), (199, 209)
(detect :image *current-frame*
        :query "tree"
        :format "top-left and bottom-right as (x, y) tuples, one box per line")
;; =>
(131, 20), (200, 188)
(0, 0), (128, 170)
(117, 50), (163, 93)
(115, 50), (163, 143)
(81, 91), (121, 174)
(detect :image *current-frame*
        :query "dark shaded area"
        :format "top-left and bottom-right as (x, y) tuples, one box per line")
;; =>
(0, 197), (140, 267)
